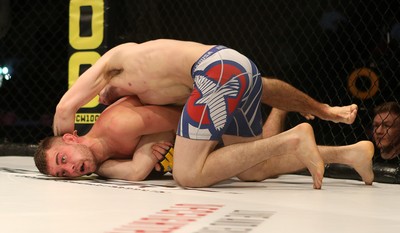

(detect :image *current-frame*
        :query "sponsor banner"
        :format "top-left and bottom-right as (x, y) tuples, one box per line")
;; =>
(68, 0), (109, 134)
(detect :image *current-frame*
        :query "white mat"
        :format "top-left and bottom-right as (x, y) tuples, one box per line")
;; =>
(1, 156), (399, 233)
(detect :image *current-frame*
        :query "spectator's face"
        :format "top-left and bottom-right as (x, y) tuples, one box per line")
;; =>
(45, 143), (97, 178)
(372, 111), (400, 149)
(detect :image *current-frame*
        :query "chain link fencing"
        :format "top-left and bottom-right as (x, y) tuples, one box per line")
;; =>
(0, 0), (399, 153)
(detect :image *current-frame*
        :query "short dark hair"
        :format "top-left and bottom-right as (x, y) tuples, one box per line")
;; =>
(374, 102), (400, 116)
(34, 136), (61, 174)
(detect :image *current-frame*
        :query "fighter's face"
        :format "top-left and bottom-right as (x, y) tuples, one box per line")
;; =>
(372, 111), (400, 149)
(45, 143), (97, 178)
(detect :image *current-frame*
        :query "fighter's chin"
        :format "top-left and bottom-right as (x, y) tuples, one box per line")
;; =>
(81, 161), (96, 176)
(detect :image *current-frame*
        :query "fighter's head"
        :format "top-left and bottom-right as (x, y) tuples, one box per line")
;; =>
(34, 133), (97, 177)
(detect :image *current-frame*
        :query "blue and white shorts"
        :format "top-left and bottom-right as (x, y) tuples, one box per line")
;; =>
(177, 45), (263, 140)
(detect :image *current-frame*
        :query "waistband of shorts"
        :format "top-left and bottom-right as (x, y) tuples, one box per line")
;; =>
(191, 45), (228, 75)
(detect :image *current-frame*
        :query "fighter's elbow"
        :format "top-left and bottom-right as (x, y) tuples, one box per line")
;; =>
(125, 167), (151, 181)
(125, 173), (147, 181)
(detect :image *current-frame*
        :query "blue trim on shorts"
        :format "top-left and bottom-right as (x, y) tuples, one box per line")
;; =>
(191, 45), (228, 76)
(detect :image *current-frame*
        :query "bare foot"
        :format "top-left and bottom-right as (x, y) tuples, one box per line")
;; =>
(294, 124), (325, 189)
(323, 104), (358, 124)
(346, 141), (375, 185)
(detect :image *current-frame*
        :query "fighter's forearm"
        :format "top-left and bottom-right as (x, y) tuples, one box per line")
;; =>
(261, 78), (329, 119)
(52, 104), (83, 136)
(262, 108), (288, 138)
(97, 159), (154, 181)
(53, 55), (112, 135)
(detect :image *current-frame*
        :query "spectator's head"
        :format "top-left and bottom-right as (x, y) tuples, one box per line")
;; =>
(372, 102), (400, 159)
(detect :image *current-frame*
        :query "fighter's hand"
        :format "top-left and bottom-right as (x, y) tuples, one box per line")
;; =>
(152, 142), (174, 173)
(53, 107), (75, 136)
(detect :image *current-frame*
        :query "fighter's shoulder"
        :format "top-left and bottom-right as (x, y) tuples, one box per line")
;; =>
(115, 96), (143, 107)
(101, 96), (139, 113)
(102, 105), (144, 134)
(105, 43), (139, 59)
(112, 42), (139, 50)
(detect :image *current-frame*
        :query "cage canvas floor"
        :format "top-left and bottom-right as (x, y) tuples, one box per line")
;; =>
(1, 156), (399, 233)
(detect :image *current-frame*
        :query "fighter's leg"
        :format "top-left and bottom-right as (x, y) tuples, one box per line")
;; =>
(319, 141), (374, 185)
(254, 107), (372, 184)
(172, 122), (324, 189)
(242, 108), (306, 180)
(172, 47), (323, 188)
(261, 77), (358, 124)
(262, 108), (288, 138)
(237, 141), (374, 185)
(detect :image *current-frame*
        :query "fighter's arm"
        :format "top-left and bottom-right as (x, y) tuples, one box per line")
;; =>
(261, 77), (326, 113)
(53, 43), (135, 136)
(261, 77), (357, 124)
(97, 132), (174, 181)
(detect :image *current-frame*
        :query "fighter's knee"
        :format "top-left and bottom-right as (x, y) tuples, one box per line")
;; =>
(237, 173), (265, 182)
(173, 170), (198, 188)
(296, 122), (313, 132)
(293, 123), (314, 138)
(172, 171), (185, 187)
(283, 123), (314, 149)
(172, 173), (183, 187)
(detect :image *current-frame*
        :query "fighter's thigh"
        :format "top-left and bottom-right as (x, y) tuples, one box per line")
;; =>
(222, 134), (276, 181)
(222, 134), (262, 146)
(173, 135), (219, 174)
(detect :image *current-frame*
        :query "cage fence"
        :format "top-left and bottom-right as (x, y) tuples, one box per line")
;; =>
(0, 0), (399, 156)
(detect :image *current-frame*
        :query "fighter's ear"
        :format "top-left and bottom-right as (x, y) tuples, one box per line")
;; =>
(62, 133), (78, 144)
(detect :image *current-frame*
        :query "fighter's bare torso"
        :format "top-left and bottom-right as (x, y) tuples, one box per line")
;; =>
(87, 96), (180, 160)
(104, 39), (214, 105)
(53, 39), (214, 136)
